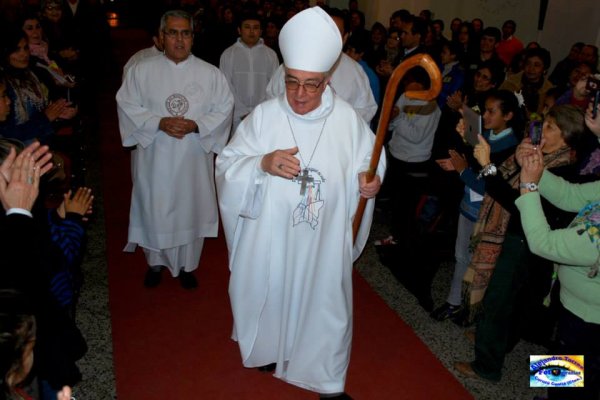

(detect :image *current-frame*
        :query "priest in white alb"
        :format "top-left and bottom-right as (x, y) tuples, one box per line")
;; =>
(116, 9), (233, 289)
(216, 7), (385, 399)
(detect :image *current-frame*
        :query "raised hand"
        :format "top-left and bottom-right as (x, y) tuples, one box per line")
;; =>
(0, 151), (40, 211)
(261, 147), (301, 179)
(473, 134), (491, 167)
(1, 142), (53, 184)
(449, 149), (468, 173)
(63, 187), (94, 216)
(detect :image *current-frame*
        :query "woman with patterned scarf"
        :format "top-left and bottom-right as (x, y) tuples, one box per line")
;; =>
(454, 105), (586, 382)
(516, 104), (600, 399)
(0, 29), (76, 145)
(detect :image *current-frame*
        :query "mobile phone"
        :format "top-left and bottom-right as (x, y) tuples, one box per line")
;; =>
(462, 105), (481, 146)
(529, 120), (542, 146)
(587, 74), (600, 118)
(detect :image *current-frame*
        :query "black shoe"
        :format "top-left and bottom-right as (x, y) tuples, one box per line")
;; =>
(179, 271), (198, 289)
(319, 393), (352, 400)
(430, 302), (462, 321)
(143, 268), (162, 288)
(257, 363), (276, 372)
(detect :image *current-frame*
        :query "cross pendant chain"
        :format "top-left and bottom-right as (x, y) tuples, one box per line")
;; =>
(298, 169), (314, 196)
(286, 116), (328, 196)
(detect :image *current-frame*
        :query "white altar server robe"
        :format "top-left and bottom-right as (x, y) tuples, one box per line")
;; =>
(219, 38), (279, 130)
(116, 54), (233, 273)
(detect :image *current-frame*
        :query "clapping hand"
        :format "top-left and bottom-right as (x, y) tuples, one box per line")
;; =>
(0, 142), (53, 183)
(0, 149), (40, 211)
(57, 187), (94, 220)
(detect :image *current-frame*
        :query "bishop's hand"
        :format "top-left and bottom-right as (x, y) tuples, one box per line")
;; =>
(261, 147), (301, 179)
(358, 172), (382, 199)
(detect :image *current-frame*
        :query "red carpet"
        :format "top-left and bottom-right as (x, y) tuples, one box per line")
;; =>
(100, 28), (473, 400)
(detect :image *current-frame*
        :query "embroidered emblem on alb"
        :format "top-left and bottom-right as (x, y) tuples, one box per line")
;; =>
(292, 168), (325, 229)
(165, 93), (189, 116)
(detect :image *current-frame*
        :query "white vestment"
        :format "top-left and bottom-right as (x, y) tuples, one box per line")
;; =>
(215, 86), (385, 393)
(219, 38), (279, 130)
(116, 54), (233, 275)
(265, 53), (378, 124)
(121, 45), (161, 81)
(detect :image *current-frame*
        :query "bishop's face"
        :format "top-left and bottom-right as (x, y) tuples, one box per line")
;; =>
(284, 68), (330, 115)
(160, 16), (193, 64)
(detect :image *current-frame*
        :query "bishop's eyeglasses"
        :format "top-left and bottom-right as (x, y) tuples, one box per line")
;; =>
(163, 29), (193, 39)
(284, 78), (325, 93)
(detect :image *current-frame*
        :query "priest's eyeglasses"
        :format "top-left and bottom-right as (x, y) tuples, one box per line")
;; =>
(284, 78), (324, 93)
(163, 29), (193, 39)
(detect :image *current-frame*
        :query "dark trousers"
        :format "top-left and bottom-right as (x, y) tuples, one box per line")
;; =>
(547, 306), (600, 400)
(387, 156), (430, 246)
(472, 233), (530, 381)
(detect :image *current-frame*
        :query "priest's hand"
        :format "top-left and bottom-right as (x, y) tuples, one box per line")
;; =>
(358, 172), (381, 199)
(159, 117), (198, 139)
(261, 147), (301, 178)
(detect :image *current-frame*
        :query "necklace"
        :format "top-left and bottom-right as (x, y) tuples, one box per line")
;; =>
(286, 115), (327, 195)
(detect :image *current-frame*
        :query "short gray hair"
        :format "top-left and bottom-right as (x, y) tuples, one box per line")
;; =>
(160, 10), (194, 33)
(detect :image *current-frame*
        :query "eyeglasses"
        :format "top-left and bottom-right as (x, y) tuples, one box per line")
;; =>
(284, 78), (324, 93)
(163, 29), (193, 39)
(45, 5), (60, 11)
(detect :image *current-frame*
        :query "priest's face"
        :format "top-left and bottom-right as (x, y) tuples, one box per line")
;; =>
(160, 16), (193, 64)
(284, 68), (330, 115)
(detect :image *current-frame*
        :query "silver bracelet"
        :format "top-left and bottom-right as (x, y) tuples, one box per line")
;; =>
(477, 163), (497, 179)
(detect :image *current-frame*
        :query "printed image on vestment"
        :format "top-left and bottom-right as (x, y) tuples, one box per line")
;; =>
(165, 93), (189, 116)
(292, 168), (325, 230)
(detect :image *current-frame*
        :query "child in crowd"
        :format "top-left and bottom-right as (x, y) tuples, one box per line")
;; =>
(431, 90), (522, 322)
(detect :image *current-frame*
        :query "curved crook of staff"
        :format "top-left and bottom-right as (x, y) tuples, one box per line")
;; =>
(352, 53), (442, 243)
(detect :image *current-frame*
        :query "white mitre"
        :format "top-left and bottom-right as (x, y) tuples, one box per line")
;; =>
(278, 6), (342, 73)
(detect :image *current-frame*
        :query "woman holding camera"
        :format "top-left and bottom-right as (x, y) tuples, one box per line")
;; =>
(454, 104), (585, 382)
(515, 103), (600, 399)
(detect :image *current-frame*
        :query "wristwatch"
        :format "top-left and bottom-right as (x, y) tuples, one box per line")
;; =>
(477, 163), (497, 179)
(519, 182), (539, 192)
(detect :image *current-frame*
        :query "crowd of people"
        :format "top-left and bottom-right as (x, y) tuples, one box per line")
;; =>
(0, 0), (107, 399)
(1, 1), (600, 400)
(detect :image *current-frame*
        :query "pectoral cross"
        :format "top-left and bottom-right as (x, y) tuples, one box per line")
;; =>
(298, 169), (314, 196)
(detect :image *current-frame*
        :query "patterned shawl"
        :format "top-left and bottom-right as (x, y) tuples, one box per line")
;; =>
(461, 146), (573, 323)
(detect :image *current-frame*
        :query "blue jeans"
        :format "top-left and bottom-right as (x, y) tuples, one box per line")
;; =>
(447, 214), (475, 306)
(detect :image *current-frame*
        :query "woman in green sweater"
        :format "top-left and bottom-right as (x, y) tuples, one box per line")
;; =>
(516, 105), (600, 399)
